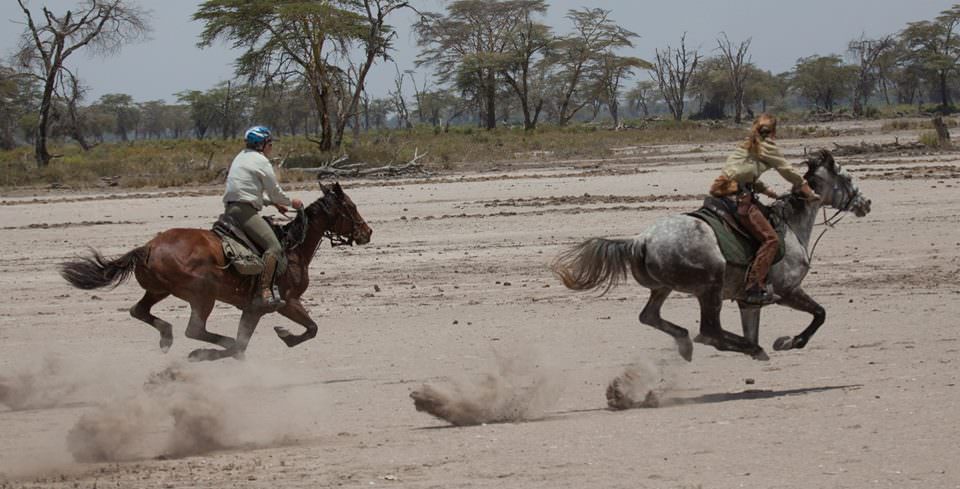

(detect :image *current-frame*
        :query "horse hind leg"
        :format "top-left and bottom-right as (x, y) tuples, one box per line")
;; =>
(639, 288), (693, 362)
(695, 289), (768, 360)
(184, 299), (237, 362)
(130, 291), (174, 353)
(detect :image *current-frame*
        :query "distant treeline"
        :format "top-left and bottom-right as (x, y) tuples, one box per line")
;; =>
(3, 1), (960, 166)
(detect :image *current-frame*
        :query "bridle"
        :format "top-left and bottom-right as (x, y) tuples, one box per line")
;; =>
(806, 172), (861, 263)
(316, 197), (366, 248)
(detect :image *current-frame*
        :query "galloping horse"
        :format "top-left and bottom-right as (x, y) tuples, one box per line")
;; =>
(552, 150), (871, 361)
(60, 182), (372, 361)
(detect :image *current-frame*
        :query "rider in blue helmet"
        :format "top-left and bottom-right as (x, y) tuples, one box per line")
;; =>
(223, 126), (304, 312)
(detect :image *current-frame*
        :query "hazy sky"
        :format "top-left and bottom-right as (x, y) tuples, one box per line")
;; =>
(2, 0), (956, 103)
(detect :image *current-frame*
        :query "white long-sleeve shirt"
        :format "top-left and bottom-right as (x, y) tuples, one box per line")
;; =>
(222, 149), (292, 210)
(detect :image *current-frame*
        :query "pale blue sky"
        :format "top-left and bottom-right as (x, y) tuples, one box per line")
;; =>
(2, 0), (955, 103)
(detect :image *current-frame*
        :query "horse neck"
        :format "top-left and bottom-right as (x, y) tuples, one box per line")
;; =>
(293, 212), (333, 266)
(783, 196), (822, 249)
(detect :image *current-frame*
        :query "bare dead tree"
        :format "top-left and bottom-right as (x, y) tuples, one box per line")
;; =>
(717, 33), (751, 123)
(57, 68), (95, 151)
(848, 34), (895, 117)
(652, 34), (700, 121)
(15, 0), (149, 167)
(389, 64), (412, 129)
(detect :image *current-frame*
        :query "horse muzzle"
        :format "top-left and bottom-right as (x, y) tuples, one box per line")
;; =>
(353, 225), (372, 245)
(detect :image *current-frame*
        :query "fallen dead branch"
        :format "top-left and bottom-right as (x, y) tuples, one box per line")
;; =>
(828, 139), (926, 156)
(292, 148), (431, 178)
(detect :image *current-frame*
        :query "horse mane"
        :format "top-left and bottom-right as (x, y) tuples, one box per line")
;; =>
(277, 191), (338, 251)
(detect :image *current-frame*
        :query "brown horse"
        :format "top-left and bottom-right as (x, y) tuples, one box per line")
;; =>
(60, 181), (372, 361)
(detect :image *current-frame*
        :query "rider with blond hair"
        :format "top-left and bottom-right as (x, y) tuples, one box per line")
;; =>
(709, 113), (820, 304)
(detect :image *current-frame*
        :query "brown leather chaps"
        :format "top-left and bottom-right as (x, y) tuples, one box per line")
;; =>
(736, 193), (778, 289)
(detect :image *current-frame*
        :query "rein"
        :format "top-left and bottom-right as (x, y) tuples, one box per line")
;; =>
(806, 208), (846, 263)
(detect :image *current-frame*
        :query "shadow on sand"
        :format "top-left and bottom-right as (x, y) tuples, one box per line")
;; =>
(659, 384), (862, 407)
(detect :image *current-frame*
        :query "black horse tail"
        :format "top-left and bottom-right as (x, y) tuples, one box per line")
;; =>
(551, 238), (643, 295)
(60, 247), (146, 290)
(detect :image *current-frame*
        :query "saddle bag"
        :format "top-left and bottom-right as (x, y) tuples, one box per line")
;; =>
(220, 235), (264, 275)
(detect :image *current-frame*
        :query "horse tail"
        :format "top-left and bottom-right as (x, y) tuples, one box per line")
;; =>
(551, 238), (643, 295)
(60, 246), (146, 290)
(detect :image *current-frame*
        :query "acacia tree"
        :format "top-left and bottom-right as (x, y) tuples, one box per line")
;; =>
(415, 0), (528, 130)
(0, 66), (38, 150)
(652, 34), (700, 121)
(848, 34), (895, 116)
(717, 33), (751, 123)
(900, 5), (960, 110)
(596, 53), (650, 128)
(196, 0), (409, 151)
(792, 55), (856, 111)
(548, 8), (637, 125)
(497, 0), (553, 130)
(14, 0), (149, 166)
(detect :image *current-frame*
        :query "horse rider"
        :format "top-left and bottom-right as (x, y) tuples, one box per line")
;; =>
(709, 113), (820, 305)
(223, 126), (304, 312)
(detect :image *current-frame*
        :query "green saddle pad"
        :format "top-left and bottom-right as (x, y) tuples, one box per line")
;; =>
(688, 208), (786, 267)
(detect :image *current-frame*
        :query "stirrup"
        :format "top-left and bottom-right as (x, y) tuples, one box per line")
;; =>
(743, 285), (778, 305)
(251, 288), (285, 312)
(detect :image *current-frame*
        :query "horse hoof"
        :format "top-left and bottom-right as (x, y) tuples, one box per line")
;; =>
(773, 336), (794, 351)
(188, 348), (219, 362)
(676, 337), (693, 362)
(693, 334), (718, 348)
(274, 326), (291, 338)
(752, 349), (770, 361)
(159, 337), (173, 354)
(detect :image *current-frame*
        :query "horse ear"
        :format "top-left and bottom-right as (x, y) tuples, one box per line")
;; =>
(332, 181), (344, 195)
(819, 149), (837, 173)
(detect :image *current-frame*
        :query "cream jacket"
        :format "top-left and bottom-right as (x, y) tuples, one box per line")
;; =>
(721, 139), (804, 193)
(222, 149), (292, 210)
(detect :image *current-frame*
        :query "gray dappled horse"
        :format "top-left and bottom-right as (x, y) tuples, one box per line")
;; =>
(552, 149), (872, 361)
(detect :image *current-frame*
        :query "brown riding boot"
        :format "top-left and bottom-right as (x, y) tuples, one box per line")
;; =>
(251, 253), (285, 313)
(738, 199), (779, 305)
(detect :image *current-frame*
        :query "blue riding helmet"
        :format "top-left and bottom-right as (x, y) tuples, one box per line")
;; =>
(244, 125), (272, 146)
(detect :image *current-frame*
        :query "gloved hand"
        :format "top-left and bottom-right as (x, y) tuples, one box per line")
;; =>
(797, 181), (821, 202)
(762, 188), (780, 199)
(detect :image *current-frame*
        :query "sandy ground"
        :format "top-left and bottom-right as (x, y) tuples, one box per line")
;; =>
(1, 126), (959, 489)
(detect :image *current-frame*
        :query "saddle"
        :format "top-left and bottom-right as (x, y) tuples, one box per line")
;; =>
(211, 210), (307, 275)
(211, 214), (273, 276)
(688, 197), (786, 267)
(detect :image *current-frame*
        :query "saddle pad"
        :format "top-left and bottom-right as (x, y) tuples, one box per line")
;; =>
(688, 208), (786, 267)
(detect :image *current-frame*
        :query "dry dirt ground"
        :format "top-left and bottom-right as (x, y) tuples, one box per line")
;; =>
(1, 126), (959, 489)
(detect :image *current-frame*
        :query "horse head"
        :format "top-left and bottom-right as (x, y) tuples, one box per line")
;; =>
(311, 181), (373, 246)
(804, 149), (872, 217)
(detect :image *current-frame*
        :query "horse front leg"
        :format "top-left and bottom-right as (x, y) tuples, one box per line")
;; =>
(772, 287), (825, 351)
(275, 298), (319, 348)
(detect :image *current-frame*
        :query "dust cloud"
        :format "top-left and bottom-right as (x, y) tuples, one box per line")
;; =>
(0, 357), (81, 411)
(606, 358), (678, 410)
(66, 361), (326, 462)
(410, 349), (564, 426)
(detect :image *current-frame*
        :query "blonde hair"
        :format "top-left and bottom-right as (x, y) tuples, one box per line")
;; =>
(743, 113), (777, 156)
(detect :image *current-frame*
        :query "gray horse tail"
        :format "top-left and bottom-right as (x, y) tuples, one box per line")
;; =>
(551, 238), (643, 295)
(60, 247), (146, 290)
